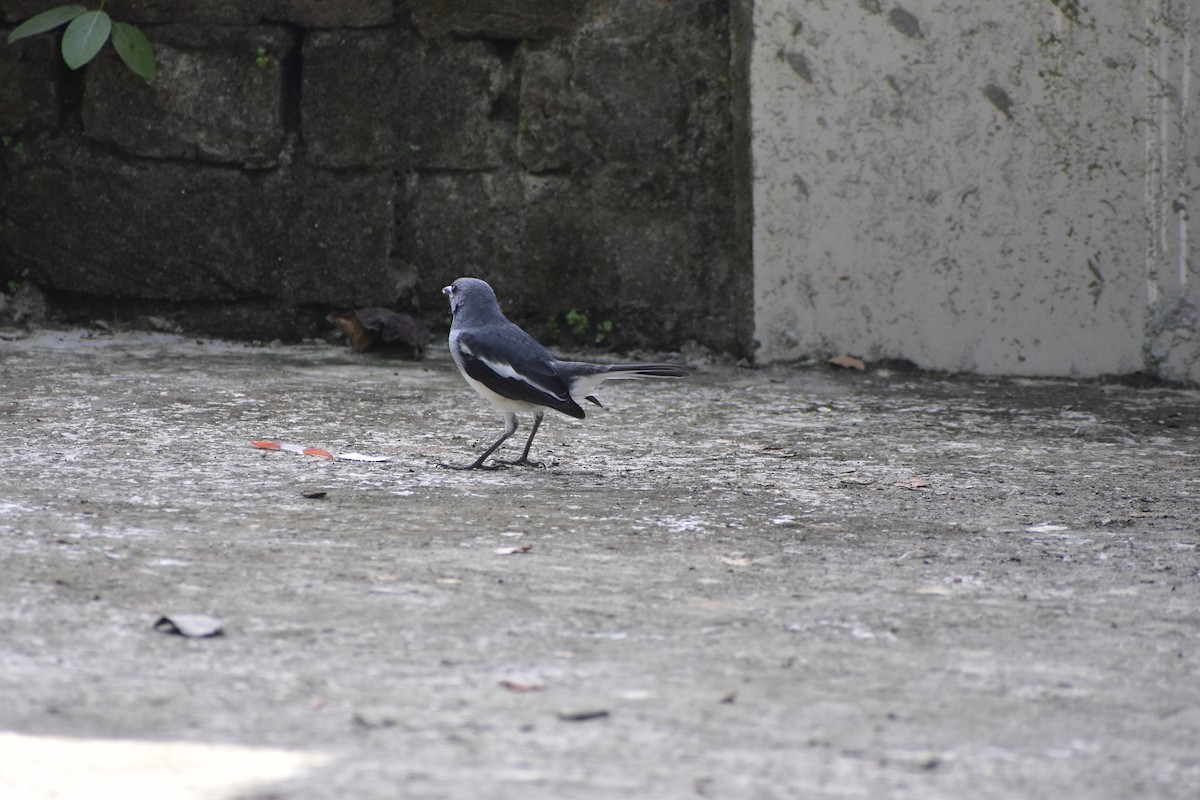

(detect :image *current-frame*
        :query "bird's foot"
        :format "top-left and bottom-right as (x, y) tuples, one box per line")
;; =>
(498, 456), (545, 468)
(438, 460), (506, 471)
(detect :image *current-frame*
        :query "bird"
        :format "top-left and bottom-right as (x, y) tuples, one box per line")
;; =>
(440, 277), (688, 470)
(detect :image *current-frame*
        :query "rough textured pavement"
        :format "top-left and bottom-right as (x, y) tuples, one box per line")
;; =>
(1, 329), (1198, 799)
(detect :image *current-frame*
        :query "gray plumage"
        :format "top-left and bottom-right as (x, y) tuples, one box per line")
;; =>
(441, 277), (688, 469)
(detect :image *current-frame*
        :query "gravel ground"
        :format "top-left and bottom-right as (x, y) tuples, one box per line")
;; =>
(1, 329), (1198, 800)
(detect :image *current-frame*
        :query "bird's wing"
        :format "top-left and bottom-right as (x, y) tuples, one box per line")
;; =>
(455, 328), (585, 418)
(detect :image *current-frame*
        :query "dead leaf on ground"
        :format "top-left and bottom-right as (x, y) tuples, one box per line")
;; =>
(326, 308), (427, 358)
(352, 712), (397, 729)
(557, 708), (610, 722)
(1025, 523), (1067, 533)
(500, 679), (546, 693)
(153, 613), (223, 638)
(494, 545), (534, 555)
(828, 354), (867, 370)
(840, 476), (876, 486)
(895, 477), (930, 490)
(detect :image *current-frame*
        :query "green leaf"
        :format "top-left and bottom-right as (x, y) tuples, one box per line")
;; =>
(112, 22), (156, 82)
(61, 10), (111, 70)
(6, 5), (87, 45)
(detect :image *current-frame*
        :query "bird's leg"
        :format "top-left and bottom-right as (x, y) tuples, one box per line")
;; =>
(440, 413), (518, 470)
(500, 410), (545, 467)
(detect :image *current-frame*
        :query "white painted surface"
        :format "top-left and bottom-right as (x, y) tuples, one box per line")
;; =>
(0, 732), (328, 800)
(751, 1), (1198, 380)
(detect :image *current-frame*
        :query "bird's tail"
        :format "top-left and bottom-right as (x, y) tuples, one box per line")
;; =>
(561, 362), (688, 409)
(601, 363), (690, 379)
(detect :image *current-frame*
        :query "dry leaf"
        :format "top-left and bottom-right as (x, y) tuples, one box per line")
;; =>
(352, 713), (397, 729)
(325, 310), (375, 352)
(895, 477), (930, 490)
(327, 308), (427, 358)
(499, 680), (546, 693)
(1025, 523), (1067, 533)
(840, 476), (876, 486)
(153, 613), (223, 638)
(828, 354), (867, 370)
(494, 545), (534, 556)
(557, 708), (610, 722)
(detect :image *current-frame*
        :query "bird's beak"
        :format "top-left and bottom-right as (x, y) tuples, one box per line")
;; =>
(442, 285), (452, 296)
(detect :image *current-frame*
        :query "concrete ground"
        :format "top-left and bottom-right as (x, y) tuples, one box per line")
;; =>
(1, 329), (1198, 800)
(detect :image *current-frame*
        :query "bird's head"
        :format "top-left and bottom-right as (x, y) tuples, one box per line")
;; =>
(443, 277), (500, 319)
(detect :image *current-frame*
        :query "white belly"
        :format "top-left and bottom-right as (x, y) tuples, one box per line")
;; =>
(460, 370), (539, 414)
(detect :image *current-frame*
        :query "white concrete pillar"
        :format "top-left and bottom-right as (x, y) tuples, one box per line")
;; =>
(750, 0), (1199, 381)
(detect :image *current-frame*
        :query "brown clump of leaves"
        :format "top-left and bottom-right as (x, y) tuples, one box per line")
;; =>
(327, 308), (427, 358)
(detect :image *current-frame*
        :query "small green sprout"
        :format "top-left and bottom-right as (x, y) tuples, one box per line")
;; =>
(565, 308), (588, 338)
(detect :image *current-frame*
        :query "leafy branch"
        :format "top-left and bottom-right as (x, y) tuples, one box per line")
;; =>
(6, 3), (156, 82)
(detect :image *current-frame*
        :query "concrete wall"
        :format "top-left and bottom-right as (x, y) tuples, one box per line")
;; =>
(3, 1), (1199, 383)
(751, 0), (1200, 382)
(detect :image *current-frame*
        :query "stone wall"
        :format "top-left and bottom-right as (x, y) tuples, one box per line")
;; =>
(0, 1), (749, 351)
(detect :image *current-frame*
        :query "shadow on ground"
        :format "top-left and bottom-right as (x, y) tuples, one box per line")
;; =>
(1, 330), (1198, 799)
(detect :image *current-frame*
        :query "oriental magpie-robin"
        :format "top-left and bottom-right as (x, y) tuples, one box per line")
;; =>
(441, 277), (688, 469)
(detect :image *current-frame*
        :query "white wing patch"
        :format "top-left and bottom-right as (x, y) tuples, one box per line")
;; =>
(451, 331), (572, 411)
(480, 355), (570, 404)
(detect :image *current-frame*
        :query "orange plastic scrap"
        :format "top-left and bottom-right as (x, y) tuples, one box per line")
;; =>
(250, 440), (333, 460)
(250, 440), (392, 462)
